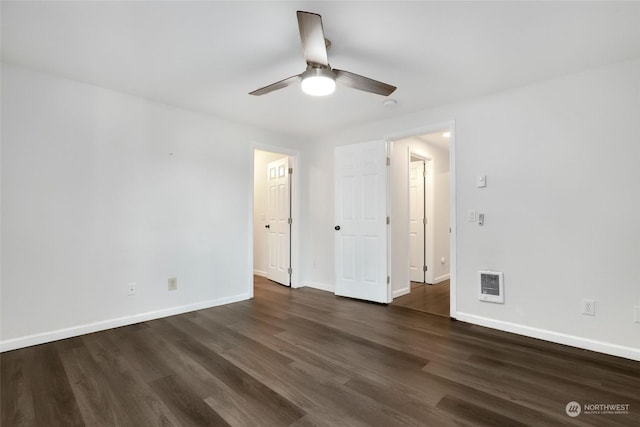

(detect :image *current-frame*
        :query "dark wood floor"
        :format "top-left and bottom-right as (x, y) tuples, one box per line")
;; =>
(2, 277), (640, 426)
(391, 280), (450, 317)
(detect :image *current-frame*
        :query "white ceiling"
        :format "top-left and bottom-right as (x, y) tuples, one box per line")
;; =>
(2, 1), (639, 138)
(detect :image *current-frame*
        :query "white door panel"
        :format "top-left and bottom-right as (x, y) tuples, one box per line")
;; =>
(267, 157), (290, 286)
(409, 160), (425, 282)
(335, 140), (389, 303)
(424, 161), (433, 284)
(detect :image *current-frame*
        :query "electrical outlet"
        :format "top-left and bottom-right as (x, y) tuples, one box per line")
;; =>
(168, 277), (177, 291)
(128, 283), (136, 296)
(582, 299), (595, 316)
(634, 306), (640, 323)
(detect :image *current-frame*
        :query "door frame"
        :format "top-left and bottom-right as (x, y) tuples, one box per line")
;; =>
(250, 143), (301, 298)
(386, 120), (457, 318)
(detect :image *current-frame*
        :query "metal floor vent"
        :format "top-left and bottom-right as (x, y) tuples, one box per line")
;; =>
(478, 271), (504, 304)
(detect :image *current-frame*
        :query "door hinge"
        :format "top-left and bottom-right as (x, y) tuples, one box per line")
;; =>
(386, 157), (390, 166)
(288, 217), (292, 225)
(423, 265), (428, 272)
(288, 167), (293, 175)
(387, 276), (390, 284)
(288, 267), (292, 275)
(386, 216), (390, 225)
(423, 217), (427, 225)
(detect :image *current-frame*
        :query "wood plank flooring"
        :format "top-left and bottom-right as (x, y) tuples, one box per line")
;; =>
(390, 280), (450, 317)
(2, 276), (640, 426)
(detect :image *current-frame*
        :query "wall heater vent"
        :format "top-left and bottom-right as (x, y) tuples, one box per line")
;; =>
(478, 271), (504, 304)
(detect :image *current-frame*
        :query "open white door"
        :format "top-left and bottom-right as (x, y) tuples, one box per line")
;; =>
(424, 160), (434, 284)
(266, 157), (290, 286)
(409, 160), (425, 283)
(334, 140), (390, 303)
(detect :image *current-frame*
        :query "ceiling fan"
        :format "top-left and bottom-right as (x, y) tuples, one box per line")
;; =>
(249, 11), (397, 97)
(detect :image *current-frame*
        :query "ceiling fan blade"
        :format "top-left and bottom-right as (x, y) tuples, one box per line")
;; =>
(297, 11), (329, 67)
(249, 74), (301, 96)
(334, 69), (397, 96)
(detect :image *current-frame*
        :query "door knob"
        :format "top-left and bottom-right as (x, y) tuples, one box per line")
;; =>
(265, 224), (270, 229)
(334, 225), (341, 231)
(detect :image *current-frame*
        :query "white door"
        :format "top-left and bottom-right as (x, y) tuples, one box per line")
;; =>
(334, 140), (389, 303)
(409, 160), (425, 283)
(266, 157), (290, 286)
(424, 160), (433, 284)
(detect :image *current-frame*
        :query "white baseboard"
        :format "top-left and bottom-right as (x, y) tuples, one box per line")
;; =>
(392, 287), (410, 298)
(253, 269), (267, 277)
(300, 281), (334, 293)
(0, 293), (251, 353)
(434, 273), (450, 283)
(455, 312), (640, 362)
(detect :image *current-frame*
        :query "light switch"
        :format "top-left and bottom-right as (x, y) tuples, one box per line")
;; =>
(478, 213), (485, 226)
(468, 210), (476, 222)
(477, 175), (486, 188)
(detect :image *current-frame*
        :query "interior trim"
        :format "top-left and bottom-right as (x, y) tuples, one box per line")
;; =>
(0, 292), (250, 353)
(456, 311), (640, 362)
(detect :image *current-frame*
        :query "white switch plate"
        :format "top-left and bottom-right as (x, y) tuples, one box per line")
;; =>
(168, 277), (178, 291)
(634, 306), (640, 323)
(128, 283), (136, 296)
(477, 175), (487, 188)
(468, 210), (476, 222)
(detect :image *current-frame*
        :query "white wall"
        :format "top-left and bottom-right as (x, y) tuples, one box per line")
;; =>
(390, 137), (450, 297)
(299, 142), (336, 292)
(432, 145), (450, 283)
(4, 58), (639, 360)
(300, 58), (640, 360)
(0, 64), (297, 350)
(253, 150), (286, 276)
(389, 142), (411, 296)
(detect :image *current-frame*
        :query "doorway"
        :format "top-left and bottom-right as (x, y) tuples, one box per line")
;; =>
(389, 128), (452, 317)
(253, 149), (295, 288)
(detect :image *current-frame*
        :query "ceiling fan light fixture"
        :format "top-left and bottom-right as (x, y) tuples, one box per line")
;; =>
(301, 67), (335, 96)
(249, 11), (396, 97)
